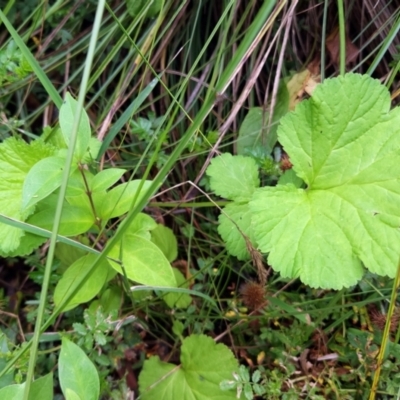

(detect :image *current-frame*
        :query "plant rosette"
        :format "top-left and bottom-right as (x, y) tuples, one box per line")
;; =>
(207, 73), (400, 289)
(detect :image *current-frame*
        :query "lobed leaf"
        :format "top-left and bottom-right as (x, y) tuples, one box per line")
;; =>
(250, 73), (400, 289)
(0, 138), (55, 254)
(218, 203), (254, 261)
(139, 334), (239, 400)
(207, 153), (259, 201)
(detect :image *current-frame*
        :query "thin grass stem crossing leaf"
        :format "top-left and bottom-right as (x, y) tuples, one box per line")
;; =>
(0, 373), (53, 400)
(138, 334), (239, 399)
(99, 180), (153, 220)
(108, 234), (177, 287)
(54, 254), (110, 311)
(59, 93), (91, 160)
(22, 156), (67, 210)
(250, 73), (400, 289)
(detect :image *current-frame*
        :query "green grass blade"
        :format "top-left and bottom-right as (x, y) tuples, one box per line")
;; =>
(23, 1), (107, 398)
(0, 215), (100, 255)
(367, 12), (400, 76)
(0, 9), (63, 108)
(97, 77), (159, 158)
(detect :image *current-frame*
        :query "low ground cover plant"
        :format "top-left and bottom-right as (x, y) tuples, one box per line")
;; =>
(0, 1), (400, 399)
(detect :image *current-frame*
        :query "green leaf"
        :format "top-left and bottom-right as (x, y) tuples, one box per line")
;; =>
(22, 156), (66, 209)
(82, 137), (101, 162)
(66, 169), (93, 197)
(42, 126), (68, 149)
(55, 242), (87, 270)
(162, 269), (191, 309)
(59, 337), (100, 400)
(218, 203), (254, 261)
(59, 93), (91, 160)
(65, 389), (82, 400)
(99, 180), (153, 220)
(118, 212), (157, 239)
(237, 108), (267, 155)
(250, 73), (400, 289)
(0, 137), (55, 254)
(90, 168), (126, 192)
(151, 224), (178, 262)
(126, 0), (163, 18)
(0, 384), (24, 398)
(207, 153), (259, 201)
(27, 197), (94, 236)
(0, 233), (47, 258)
(0, 373), (53, 400)
(139, 334), (239, 400)
(277, 168), (304, 188)
(54, 254), (110, 311)
(109, 234), (177, 287)
(237, 83), (288, 155)
(25, 373), (53, 400)
(99, 286), (122, 313)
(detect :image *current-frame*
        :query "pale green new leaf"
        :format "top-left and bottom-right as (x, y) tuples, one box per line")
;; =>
(139, 334), (239, 400)
(54, 254), (110, 311)
(59, 337), (99, 400)
(250, 73), (400, 289)
(0, 138), (55, 254)
(59, 93), (91, 160)
(218, 203), (254, 261)
(207, 153), (259, 201)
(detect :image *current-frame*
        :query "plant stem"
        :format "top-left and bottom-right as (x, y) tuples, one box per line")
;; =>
(22, 1), (106, 398)
(369, 257), (400, 400)
(337, 0), (346, 75)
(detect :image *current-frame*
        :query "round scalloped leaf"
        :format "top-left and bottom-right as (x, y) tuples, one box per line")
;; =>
(206, 153), (259, 201)
(0, 233), (47, 258)
(139, 334), (238, 400)
(250, 73), (400, 289)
